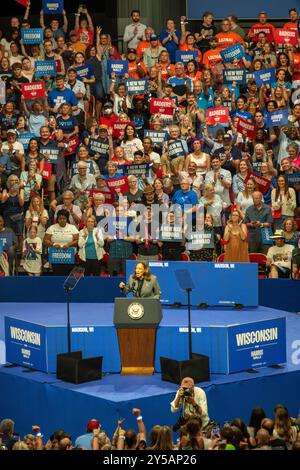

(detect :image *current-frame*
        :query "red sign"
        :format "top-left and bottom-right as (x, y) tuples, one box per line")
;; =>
(106, 176), (129, 195)
(112, 121), (133, 139)
(150, 98), (175, 118)
(274, 28), (299, 46)
(15, 0), (29, 6)
(251, 26), (274, 43)
(64, 136), (80, 156)
(245, 171), (271, 195)
(42, 162), (52, 180)
(206, 107), (229, 126)
(22, 82), (45, 100)
(237, 118), (258, 140)
(89, 188), (115, 205)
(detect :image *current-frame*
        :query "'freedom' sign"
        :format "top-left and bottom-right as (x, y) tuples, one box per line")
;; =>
(17, 133), (35, 150)
(35, 60), (57, 77)
(220, 43), (244, 63)
(206, 107), (229, 126)
(42, 0), (64, 14)
(274, 28), (299, 46)
(107, 60), (128, 76)
(175, 50), (198, 64)
(254, 68), (276, 87)
(223, 68), (246, 84)
(21, 28), (44, 44)
(266, 109), (289, 128)
(22, 82), (45, 100)
(126, 78), (148, 95)
(285, 173), (300, 186)
(237, 118), (258, 140)
(49, 247), (75, 264)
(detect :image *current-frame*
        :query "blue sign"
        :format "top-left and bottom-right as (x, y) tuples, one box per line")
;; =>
(126, 261), (259, 307)
(41, 146), (61, 164)
(0, 240), (3, 256)
(168, 140), (186, 159)
(17, 133), (35, 150)
(107, 60), (128, 76)
(266, 109), (289, 129)
(126, 78), (148, 95)
(49, 247), (75, 264)
(71, 161), (94, 176)
(261, 227), (273, 245)
(42, 0), (64, 14)
(186, 230), (215, 249)
(35, 60), (57, 77)
(254, 67), (276, 87)
(0, 233), (13, 251)
(5, 317), (47, 372)
(104, 217), (131, 239)
(89, 138), (109, 155)
(223, 68), (246, 84)
(144, 130), (168, 147)
(285, 172), (300, 186)
(158, 224), (183, 242)
(227, 318), (286, 373)
(175, 50), (198, 64)
(21, 28), (44, 45)
(125, 163), (150, 177)
(220, 43), (244, 63)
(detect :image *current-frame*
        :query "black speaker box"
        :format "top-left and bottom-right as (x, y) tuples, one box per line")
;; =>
(56, 351), (103, 384)
(160, 353), (210, 384)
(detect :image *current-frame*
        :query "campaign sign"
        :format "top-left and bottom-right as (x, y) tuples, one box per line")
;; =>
(227, 317), (286, 373)
(112, 121), (133, 139)
(223, 68), (246, 84)
(89, 188), (115, 205)
(15, 0), (29, 6)
(126, 78), (148, 95)
(175, 50), (198, 64)
(206, 107), (229, 126)
(0, 232), (13, 251)
(41, 146), (61, 164)
(246, 171), (271, 194)
(237, 118), (258, 140)
(42, 0), (64, 14)
(35, 60), (57, 77)
(285, 172), (300, 186)
(49, 247), (75, 264)
(64, 136), (80, 156)
(0, 81), (6, 105)
(106, 176), (129, 194)
(266, 109), (289, 128)
(5, 317), (47, 372)
(274, 28), (298, 46)
(220, 43), (244, 63)
(144, 130), (168, 147)
(21, 28), (44, 45)
(254, 68), (276, 87)
(17, 133), (35, 150)
(186, 231), (214, 250)
(104, 217), (130, 239)
(22, 82), (45, 100)
(150, 98), (174, 117)
(261, 227), (273, 245)
(71, 161), (94, 176)
(126, 163), (150, 178)
(89, 138), (109, 156)
(157, 224), (183, 242)
(42, 162), (52, 180)
(168, 140), (186, 159)
(107, 60), (128, 76)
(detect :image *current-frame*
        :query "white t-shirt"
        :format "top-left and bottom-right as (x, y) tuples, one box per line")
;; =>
(121, 138), (144, 161)
(267, 244), (294, 270)
(46, 223), (79, 247)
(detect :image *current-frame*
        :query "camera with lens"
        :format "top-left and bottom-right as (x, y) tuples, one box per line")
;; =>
(183, 387), (192, 397)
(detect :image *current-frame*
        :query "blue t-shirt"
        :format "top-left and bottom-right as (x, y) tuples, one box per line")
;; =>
(232, 109), (252, 120)
(74, 63), (95, 81)
(159, 30), (181, 64)
(0, 152), (12, 175)
(48, 88), (78, 110)
(57, 116), (79, 134)
(172, 189), (198, 208)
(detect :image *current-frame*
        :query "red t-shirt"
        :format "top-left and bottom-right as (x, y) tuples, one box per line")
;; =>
(99, 114), (118, 128)
(77, 29), (94, 46)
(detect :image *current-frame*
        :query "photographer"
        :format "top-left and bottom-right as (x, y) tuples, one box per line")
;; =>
(170, 377), (209, 431)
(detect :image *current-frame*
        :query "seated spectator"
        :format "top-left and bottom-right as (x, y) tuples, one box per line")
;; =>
(266, 230), (294, 278)
(282, 219), (300, 247)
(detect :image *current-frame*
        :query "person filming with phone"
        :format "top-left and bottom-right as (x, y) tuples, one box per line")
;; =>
(170, 377), (210, 431)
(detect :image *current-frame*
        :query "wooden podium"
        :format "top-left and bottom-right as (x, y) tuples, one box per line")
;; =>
(113, 298), (162, 375)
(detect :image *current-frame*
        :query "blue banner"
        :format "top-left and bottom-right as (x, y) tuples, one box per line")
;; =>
(227, 317), (286, 373)
(107, 60), (128, 76)
(42, 0), (64, 14)
(49, 247), (75, 264)
(35, 60), (57, 77)
(168, 140), (186, 159)
(175, 50), (198, 64)
(21, 28), (44, 45)
(71, 161), (94, 176)
(220, 43), (244, 63)
(254, 67), (276, 87)
(144, 130), (168, 147)
(104, 217), (131, 239)
(125, 163), (150, 177)
(89, 138), (109, 155)
(157, 224), (183, 242)
(17, 133), (35, 150)
(0, 233), (13, 251)
(41, 146), (61, 164)
(186, 230), (215, 249)
(5, 317), (47, 372)
(223, 68), (246, 84)
(0, 240), (3, 256)
(266, 109), (289, 129)
(261, 227), (273, 245)
(126, 78), (148, 95)
(285, 172), (300, 186)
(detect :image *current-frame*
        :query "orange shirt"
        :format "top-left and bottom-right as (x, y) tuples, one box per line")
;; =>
(128, 60), (148, 79)
(160, 63), (175, 82)
(186, 71), (202, 82)
(136, 40), (162, 57)
(216, 32), (245, 49)
(202, 48), (222, 68)
(179, 43), (202, 63)
(293, 53), (300, 80)
(283, 21), (298, 30)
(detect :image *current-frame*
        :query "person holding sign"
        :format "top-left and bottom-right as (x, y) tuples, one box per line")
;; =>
(119, 261), (161, 299)
(223, 209), (249, 263)
(271, 175), (297, 229)
(78, 215), (105, 276)
(22, 224), (42, 276)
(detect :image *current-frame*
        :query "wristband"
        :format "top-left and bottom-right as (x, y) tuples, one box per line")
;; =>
(137, 416), (143, 421)
(36, 432), (43, 437)
(118, 436), (125, 440)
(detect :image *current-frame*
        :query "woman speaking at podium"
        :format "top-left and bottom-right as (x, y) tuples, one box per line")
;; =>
(119, 262), (162, 299)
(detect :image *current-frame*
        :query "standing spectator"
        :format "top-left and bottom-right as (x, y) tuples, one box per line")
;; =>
(75, 6), (95, 48)
(205, 155), (232, 206)
(245, 191), (273, 254)
(123, 10), (146, 51)
(69, 161), (97, 211)
(78, 216), (105, 276)
(0, 174), (24, 252)
(160, 19), (181, 64)
(271, 175), (297, 229)
(223, 209), (249, 262)
(194, 11), (216, 54)
(22, 224), (42, 276)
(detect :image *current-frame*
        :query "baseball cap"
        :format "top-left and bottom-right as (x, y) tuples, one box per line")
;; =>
(150, 34), (159, 41)
(103, 102), (113, 108)
(127, 48), (137, 54)
(69, 30), (77, 37)
(223, 133), (232, 140)
(99, 124), (108, 130)
(86, 419), (100, 431)
(270, 229), (285, 239)
(7, 129), (17, 135)
(67, 67), (77, 74)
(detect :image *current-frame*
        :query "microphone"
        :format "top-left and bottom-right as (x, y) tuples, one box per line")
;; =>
(131, 282), (137, 296)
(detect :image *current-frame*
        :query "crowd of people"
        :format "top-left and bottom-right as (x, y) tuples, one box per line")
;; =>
(0, 3), (300, 278)
(1, 376), (300, 451)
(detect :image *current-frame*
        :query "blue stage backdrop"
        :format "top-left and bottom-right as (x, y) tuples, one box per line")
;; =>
(186, 1), (292, 19)
(126, 261), (258, 307)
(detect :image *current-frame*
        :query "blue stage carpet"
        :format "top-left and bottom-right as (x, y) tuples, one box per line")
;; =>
(0, 303), (300, 440)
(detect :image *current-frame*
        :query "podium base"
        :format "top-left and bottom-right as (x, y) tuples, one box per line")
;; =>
(160, 353), (210, 384)
(56, 351), (103, 384)
(121, 366), (154, 375)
